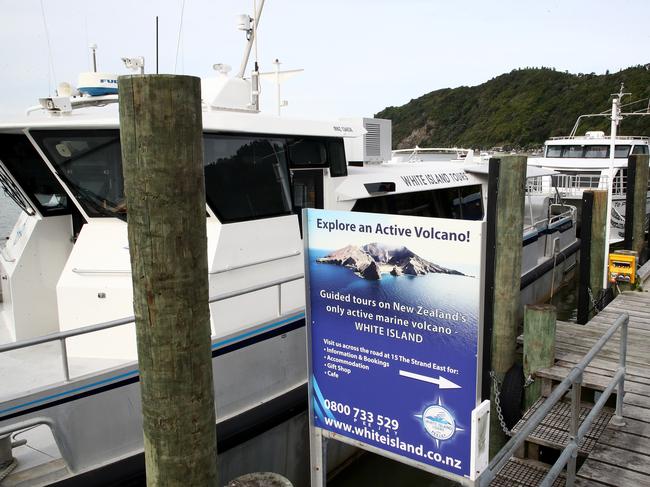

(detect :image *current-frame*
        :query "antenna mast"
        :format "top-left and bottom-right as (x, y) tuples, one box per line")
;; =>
(237, 0), (266, 78)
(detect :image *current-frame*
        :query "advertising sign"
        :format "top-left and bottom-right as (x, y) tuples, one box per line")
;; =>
(305, 209), (484, 480)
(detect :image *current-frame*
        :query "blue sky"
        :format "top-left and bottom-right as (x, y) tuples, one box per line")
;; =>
(0, 0), (649, 120)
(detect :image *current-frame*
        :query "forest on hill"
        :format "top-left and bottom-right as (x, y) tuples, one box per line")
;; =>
(375, 66), (650, 150)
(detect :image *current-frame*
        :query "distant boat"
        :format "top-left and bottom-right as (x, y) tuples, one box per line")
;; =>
(528, 87), (650, 243)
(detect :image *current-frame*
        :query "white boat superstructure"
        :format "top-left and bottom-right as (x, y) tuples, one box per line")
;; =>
(528, 88), (650, 243)
(0, 25), (577, 486)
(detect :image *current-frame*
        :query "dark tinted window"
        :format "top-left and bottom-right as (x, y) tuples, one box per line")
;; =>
(584, 145), (609, 158)
(351, 185), (483, 220)
(615, 145), (631, 158)
(0, 134), (71, 216)
(32, 130), (124, 218)
(632, 145), (649, 155)
(328, 139), (347, 177)
(287, 138), (326, 167)
(203, 135), (292, 222)
(562, 145), (583, 157)
(286, 136), (347, 177)
(546, 146), (562, 157)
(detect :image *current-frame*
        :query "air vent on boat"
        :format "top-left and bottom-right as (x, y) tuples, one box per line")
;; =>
(340, 117), (392, 164)
(365, 123), (381, 157)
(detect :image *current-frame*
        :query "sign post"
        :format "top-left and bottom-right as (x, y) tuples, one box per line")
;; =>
(304, 209), (489, 485)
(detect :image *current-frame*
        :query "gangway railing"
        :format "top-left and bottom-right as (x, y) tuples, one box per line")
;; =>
(478, 312), (628, 487)
(0, 273), (305, 383)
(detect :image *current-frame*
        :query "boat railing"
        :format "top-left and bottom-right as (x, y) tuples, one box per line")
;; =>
(528, 174), (627, 198)
(478, 312), (628, 487)
(0, 273), (305, 384)
(548, 204), (576, 227)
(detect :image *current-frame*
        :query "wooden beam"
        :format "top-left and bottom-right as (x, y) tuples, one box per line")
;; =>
(119, 74), (217, 486)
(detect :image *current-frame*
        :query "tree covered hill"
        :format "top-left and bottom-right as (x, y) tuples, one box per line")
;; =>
(375, 66), (650, 150)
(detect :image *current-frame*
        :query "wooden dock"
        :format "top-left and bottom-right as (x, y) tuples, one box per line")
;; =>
(501, 273), (650, 486)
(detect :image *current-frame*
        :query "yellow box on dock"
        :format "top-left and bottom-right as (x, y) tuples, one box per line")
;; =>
(608, 251), (637, 284)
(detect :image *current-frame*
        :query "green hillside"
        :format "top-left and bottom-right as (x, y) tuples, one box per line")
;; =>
(375, 66), (650, 150)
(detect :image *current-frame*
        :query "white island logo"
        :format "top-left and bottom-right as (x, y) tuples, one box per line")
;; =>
(420, 404), (457, 442)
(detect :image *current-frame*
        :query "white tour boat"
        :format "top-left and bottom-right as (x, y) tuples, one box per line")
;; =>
(0, 24), (579, 487)
(528, 88), (650, 243)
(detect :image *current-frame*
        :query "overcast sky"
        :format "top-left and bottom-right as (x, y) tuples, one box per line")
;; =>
(1, 0), (649, 120)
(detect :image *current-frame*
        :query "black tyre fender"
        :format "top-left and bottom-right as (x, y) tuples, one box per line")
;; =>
(499, 363), (525, 430)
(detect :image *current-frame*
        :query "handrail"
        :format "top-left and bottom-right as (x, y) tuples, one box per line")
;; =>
(0, 273), (305, 381)
(479, 312), (629, 487)
(70, 250), (302, 276)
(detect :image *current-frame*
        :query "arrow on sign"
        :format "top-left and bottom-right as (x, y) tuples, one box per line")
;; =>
(399, 370), (461, 390)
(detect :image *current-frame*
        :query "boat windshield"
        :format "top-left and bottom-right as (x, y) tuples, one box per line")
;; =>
(30, 130), (343, 224)
(545, 144), (632, 159)
(0, 134), (71, 217)
(31, 130), (126, 220)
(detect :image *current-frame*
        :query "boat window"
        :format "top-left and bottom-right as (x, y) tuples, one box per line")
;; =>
(615, 145), (631, 158)
(551, 171), (601, 188)
(0, 134), (71, 216)
(613, 169), (627, 195)
(287, 137), (348, 177)
(583, 145), (609, 158)
(351, 185), (483, 221)
(291, 169), (324, 235)
(546, 146), (563, 158)
(203, 134), (292, 223)
(631, 145), (649, 155)
(31, 130), (124, 219)
(328, 139), (348, 177)
(287, 138), (326, 167)
(562, 145), (584, 158)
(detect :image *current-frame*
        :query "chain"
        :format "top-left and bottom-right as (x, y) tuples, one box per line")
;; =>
(490, 371), (511, 435)
(490, 371), (535, 436)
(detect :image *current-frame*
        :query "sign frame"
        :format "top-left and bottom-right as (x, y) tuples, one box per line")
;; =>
(304, 208), (489, 486)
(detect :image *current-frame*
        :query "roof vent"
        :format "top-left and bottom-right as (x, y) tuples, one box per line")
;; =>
(340, 117), (392, 164)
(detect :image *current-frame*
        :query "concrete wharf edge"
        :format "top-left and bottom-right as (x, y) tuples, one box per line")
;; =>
(525, 259), (650, 486)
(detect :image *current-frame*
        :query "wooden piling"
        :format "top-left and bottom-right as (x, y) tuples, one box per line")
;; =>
(523, 304), (556, 410)
(624, 154), (649, 259)
(484, 155), (527, 457)
(119, 75), (217, 486)
(577, 190), (608, 325)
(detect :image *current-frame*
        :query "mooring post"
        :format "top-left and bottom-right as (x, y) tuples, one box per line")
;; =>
(119, 75), (218, 486)
(523, 304), (556, 410)
(484, 155), (527, 457)
(624, 154), (649, 261)
(577, 190), (608, 325)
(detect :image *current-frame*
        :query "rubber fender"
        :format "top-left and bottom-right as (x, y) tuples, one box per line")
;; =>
(499, 363), (525, 430)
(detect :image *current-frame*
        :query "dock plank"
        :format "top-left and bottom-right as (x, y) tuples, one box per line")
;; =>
(527, 284), (650, 486)
(577, 459), (650, 486)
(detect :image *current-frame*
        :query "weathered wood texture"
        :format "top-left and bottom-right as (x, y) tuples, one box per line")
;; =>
(491, 155), (527, 374)
(523, 305), (556, 409)
(588, 191), (608, 294)
(119, 75), (217, 486)
(488, 155), (527, 457)
(627, 155), (649, 257)
(527, 286), (650, 486)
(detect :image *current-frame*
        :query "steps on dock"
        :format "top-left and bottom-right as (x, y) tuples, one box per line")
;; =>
(491, 458), (566, 487)
(510, 398), (613, 456)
